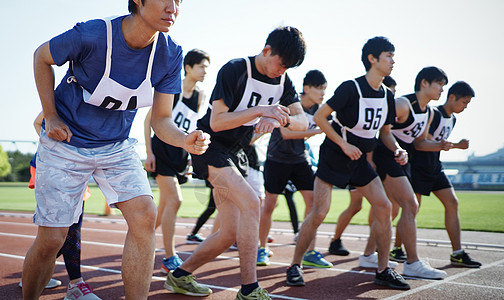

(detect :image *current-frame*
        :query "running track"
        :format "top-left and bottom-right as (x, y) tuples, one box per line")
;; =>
(1, 211), (503, 299)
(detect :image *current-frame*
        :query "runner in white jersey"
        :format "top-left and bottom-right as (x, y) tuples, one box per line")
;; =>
(411, 81), (481, 268)
(164, 27), (308, 300)
(258, 70), (328, 268)
(286, 37), (411, 290)
(329, 76), (398, 257)
(144, 49), (210, 274)
(372, 66), (451, 280)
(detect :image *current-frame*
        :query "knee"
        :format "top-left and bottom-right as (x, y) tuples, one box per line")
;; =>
(37, 231), (67, 256)
(373, 200), (392, 219)
(311, 207), (329, 225)
(243, 196), (261, 216)
(131, 201), (158, 230)
(262, 198), (277, 215)
(349, 203), (363, 214)
(402, 197), (419, 216)
(444, 197), (459, 212)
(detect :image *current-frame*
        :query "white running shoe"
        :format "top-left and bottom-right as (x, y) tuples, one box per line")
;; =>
(359, 252), (399, 268)
(19, 278), (62, 289)
(64, 282), (101, 300)
(403, 260), (447, 279)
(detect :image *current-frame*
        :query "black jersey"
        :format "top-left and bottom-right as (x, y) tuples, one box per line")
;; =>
(390, 93), (431, 154)
(197, 56), (299, 150)
(411, 106), (456, 174)
(266, 103), (318, 164)
(324, 76), (396, 153)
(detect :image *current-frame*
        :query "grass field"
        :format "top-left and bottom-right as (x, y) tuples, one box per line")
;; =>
(1, 182), (503, 232)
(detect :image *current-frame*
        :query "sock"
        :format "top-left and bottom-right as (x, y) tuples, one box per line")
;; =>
(241, 282), (259, 295)
(453, 249), (464, 255)
(172, 268), (191, 278)
(69, 280), (84, 288)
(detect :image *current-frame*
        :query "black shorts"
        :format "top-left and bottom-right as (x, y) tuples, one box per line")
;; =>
(263, 159), (314, 194)
(315, 142), (377, 189)
(191, 141), (248, 183)
(151, 135), (189, 184)
(411, 168), (452, 196)
(373, 142), (411, 181)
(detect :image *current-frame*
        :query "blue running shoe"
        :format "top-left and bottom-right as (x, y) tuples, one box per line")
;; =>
(161, 255), (183, 274)
(257, 247), (270, 266)
(302, 250), (333, 268)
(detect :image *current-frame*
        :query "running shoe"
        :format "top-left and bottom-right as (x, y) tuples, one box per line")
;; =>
(267, 236), (274, 243)
(229, 242), (238, 250)
(19, 278), (62, 289)
(161, 255), (183, 274)
(64, 282), (101, 300)
(286, 265), (305, 286)
(389, 246), (407, 262)
(257, 247), (270, 266)
(450, 251), (482, 268)
(302, 250), (333, 268)
(236, 286), (271, 299)
(328, 238), (350, 256)
(186, 233), (204, 244)
(403, 260), (446, 279)
(164, 272), (212, 296)
(358, 252), (398, 268)
(374, 268), (410, 290)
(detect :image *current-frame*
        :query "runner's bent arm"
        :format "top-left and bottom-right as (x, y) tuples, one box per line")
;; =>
(33, 41), (72, 142)
(209, 99), (290, 132)
(143, 108), (155, 172)
(379, 124), (408, 165)
(314, 103), (362, 160)
(151, 91), (210, 155)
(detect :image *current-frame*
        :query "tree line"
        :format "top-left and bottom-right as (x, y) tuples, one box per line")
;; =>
(0, 146), (32, 182)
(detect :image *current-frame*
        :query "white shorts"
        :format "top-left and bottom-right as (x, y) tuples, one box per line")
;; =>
(34, 130), (153, 227)
(247, 167), (265, 199)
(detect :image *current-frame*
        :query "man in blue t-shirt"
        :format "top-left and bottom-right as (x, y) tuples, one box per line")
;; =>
(22, 1), (210, 299)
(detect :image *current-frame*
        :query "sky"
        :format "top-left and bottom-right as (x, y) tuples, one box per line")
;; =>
(1, 0), (503, 162)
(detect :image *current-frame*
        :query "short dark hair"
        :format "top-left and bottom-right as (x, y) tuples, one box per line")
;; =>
(303, 70), (327, 88)
(265, 26), (306, 69)
(414, 66), (448, 92)
(361, 36), (395, 71)
(383, 76), (396, 88)
(183, 49), (210, 75)
(447, 81), (475, 99)
(128, 0), (144, 14)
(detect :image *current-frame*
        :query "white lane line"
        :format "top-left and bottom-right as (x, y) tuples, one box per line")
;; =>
(447, 281), (504, 291)
(383, 257), (504, 300)
(0, 252), (308, 300)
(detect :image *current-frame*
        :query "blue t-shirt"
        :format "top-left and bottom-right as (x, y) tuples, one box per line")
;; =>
(49, 16), (183, 148)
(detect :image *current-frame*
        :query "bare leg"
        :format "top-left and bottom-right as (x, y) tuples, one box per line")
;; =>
(291, 177), (332, 266)
(358, 177), (392, 272)
(116, 196), (157, 300)
(382, 175), (419, 263)
(299, 190), (316, 250)
(156, 175), (182, 258)
(432, 188), (462, 251)
(22, 226), (68, 300)
(259, 191), (279, 248)
(333, 190), (363, 240)
(180, 166), (260, 284)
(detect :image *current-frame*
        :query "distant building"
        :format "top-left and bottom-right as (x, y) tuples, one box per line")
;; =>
(444, 147), (504, 190)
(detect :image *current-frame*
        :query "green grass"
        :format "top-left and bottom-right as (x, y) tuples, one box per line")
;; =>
(1, 182), (503, 232)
